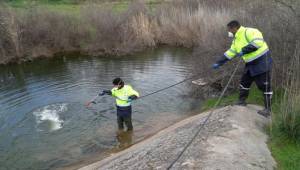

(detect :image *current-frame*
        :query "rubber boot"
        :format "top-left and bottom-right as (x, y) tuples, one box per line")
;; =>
(236, 89), (249, 106)
(257, 94), (271, 117)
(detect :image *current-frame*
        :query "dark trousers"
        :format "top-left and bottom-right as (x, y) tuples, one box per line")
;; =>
(239, 70), (272, 110)
(116, 106), (133, 131)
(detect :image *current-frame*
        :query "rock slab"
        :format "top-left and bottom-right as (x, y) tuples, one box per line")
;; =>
(79, 105), (276, 170)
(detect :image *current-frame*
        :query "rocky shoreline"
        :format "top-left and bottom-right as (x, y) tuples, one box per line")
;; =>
(79, 105), (276, 170)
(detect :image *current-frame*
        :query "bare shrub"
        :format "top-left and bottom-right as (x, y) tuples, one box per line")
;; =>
(79, 1), (154, 55)
(0, 0), (299, 76)
(0, 5), (20, 64)
(125, 13), (156, 48)
(80, 5), (123, 54)
(17, 7), (82, 57)
(279, 42), (300, 139)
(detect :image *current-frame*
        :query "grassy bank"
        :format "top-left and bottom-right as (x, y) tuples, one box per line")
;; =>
(5, 0), (161, 13)
(270, 137), (300, 170)
(201, 87), (300, 170)
(1, 0), (298, 69)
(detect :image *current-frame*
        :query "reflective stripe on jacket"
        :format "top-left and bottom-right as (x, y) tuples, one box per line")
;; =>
(224, 26), (269, 63)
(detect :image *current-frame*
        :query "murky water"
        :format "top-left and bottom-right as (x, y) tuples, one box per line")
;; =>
(0, 48), (203, 170)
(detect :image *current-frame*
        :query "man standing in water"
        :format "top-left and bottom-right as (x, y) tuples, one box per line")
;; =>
(212, 20), (273, 117)
(87, 78), (139, 132)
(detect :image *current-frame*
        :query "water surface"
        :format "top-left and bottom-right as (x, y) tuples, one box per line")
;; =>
(0, 48), (203, 170)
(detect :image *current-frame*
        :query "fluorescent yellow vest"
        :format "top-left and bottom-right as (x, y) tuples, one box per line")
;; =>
(111, 85), (139, 107)
(224, 26), (269, 63)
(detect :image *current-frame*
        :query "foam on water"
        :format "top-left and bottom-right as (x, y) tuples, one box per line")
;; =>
(33, 103), (67, 131)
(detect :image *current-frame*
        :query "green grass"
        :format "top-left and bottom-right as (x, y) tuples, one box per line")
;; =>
(6, 0), (73, 7)
(201, 85), (264, 111)
(110, 0), (161, 13)
(6, 0), (77, 6)
(5, 0), (162, 13)
(5, 0), (81, 15)
(269, 90), (300, 170)
(111, 1), (129, 12)
(270, 132), (300, 170)
(201, 87), (300, 170)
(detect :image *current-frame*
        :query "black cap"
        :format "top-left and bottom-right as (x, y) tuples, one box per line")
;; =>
(227, 20), (241, 29)
(113, 78), (124, 85)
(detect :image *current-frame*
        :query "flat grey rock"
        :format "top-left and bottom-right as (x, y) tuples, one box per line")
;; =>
(79, 105), (276, 170)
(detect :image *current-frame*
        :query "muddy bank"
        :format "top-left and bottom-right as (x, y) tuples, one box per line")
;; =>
(79, 105), (276, 170)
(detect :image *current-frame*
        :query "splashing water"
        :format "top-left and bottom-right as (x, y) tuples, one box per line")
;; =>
(33, 103), (67, 131)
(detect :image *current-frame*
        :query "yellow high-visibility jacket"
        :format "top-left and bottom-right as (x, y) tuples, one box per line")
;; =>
(224, 26), (269, 63)
(111, 85), (139, 107)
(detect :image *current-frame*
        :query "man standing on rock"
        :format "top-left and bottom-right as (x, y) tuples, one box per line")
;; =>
(212, 20), (273, 117)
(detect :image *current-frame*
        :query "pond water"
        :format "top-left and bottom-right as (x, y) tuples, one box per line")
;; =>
(0, 48), (204, 170)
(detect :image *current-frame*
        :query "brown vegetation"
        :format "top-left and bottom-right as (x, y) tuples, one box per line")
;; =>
(0, 0), (299, 85)
(279, 42), (300, 139)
